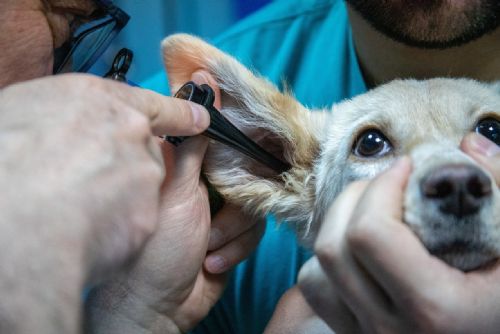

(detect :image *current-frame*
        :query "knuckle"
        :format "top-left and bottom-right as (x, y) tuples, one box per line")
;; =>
(69, 73), (107, 92)
(174, 100), (196, 127)
(297, 258), (322, 291)
(345, 214), (372, 248)
(121, 110), (151, 136)
(132, 111), (151, 131)
(130, 211), (158, 248)
(314, 239), (340, 267)
(142, 157), (165, 183)
(148, 157), (165, 182)
(142, 90), (161, 120)
(404, 295), (456, 334)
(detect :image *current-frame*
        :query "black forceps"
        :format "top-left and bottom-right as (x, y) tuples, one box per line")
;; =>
(106, 48), (291, 174)
(166, 82), (291, 174)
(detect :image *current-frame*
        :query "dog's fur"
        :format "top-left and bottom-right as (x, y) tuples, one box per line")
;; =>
(163, 34), (500, 271)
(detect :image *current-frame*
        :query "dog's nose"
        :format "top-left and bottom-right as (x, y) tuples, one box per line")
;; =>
(421, 164), (492, 218)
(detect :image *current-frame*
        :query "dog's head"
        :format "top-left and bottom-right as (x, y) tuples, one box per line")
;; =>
(163, 34), (500, 271)
(317, 80), (500, 271)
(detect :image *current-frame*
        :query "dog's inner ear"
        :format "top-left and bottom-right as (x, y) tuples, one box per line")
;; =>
(216, 91), (291, 178)
(204, 83), (321, 235)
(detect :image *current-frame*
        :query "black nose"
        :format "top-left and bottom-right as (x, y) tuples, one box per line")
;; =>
(421, 164), (492, 218)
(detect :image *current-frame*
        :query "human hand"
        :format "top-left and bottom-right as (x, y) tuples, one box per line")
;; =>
(264, 286), (333, 334)
(85, 71), (265, 334)
(461, 132), (500, 184)
(298, 154), (500, 334)
(0, 74), (209, 333)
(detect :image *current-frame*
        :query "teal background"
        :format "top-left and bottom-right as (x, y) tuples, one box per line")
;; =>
(90, 0), (272, 83)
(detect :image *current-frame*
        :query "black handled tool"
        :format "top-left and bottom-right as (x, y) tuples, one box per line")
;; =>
(166, 81), (291, 174)
(104, 49), (290, 174)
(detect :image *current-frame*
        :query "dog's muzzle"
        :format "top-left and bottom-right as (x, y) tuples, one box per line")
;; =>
(420, 164), (492, 219)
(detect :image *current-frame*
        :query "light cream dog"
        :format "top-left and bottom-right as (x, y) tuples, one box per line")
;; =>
(163, 34), (500, 272)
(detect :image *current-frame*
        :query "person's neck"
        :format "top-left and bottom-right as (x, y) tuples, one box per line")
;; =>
(347, 6), (500, 88)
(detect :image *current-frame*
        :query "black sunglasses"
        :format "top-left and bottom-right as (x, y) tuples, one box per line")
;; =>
(53, 0), (130, 74)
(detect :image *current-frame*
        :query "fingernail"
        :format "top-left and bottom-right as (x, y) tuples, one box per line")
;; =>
(208, 228), (224, 250)
(190, 103), (210, 130)
(205, 255), (227, 273)
(469, 133), (500, 157)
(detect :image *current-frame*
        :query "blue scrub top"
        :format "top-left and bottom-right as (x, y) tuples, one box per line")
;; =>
(142, 0), (367, 332)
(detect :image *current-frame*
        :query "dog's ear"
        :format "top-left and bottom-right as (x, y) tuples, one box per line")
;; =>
(162, 34), (325, 238)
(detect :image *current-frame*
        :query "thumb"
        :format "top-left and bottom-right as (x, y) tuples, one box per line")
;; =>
(160, 136), (209, 192)
(160, 69), (216, 189)
(461, 133), (500, 185)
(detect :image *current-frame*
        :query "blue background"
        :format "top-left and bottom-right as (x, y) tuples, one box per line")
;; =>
(91, 0), (272, 84)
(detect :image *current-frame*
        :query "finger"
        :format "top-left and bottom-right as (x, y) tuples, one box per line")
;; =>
(461, 133), (500, 185)
(208, 205), (263, 251)
(298, 257), (360, 334)
(204, 219), (266, 274)
(346, 158), (459, 306)
(160, 136), (209, 195)
(88, 74), (211, 136)
(314, 180), (392, 327)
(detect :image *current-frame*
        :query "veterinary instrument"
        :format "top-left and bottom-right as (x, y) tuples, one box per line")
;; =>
(106, 48), (291, 174)
(167, 82), (291, 174)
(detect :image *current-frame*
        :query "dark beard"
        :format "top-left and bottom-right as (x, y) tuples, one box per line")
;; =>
(346, 0), (500, 49)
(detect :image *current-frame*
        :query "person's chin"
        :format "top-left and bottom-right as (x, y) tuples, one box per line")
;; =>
(346, 0), (500, 49)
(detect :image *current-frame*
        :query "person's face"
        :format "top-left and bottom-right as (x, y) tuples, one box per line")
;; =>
(0, 0), (96, 87)
(346, 0), (500, 49)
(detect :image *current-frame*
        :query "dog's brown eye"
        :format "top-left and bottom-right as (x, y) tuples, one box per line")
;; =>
(475, 118), (499, 146)
(353, 129), (392, 157)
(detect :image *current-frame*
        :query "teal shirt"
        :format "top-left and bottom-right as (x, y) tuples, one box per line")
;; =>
(143, 0), (367, 332)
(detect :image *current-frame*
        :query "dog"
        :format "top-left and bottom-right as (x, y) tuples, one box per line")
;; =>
(163, 34), (500, 272)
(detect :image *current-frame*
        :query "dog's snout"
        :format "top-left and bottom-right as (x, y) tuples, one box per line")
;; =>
(421, 164), (492, 218)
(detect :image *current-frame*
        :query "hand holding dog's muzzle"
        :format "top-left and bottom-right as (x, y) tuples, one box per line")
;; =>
(299, 157), (500, 334)
(462, 132), (500, 186)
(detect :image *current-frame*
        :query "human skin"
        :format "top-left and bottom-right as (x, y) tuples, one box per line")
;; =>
(266, 2), (500, 333)
(346, 3), (500, 87)
(84, 71), (266, 334)
(0, 0), (264, 333)
(266, 138), (499, 334)
(298, 142), (500, 334)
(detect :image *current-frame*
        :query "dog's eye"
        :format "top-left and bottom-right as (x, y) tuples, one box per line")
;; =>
(475, 118), (499, 146)
(353, 129), (392, 157)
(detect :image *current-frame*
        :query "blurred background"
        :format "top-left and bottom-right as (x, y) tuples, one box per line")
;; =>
(91, 0), (272, 84)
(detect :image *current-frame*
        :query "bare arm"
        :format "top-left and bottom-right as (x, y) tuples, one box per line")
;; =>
(264, 286), (334, 334)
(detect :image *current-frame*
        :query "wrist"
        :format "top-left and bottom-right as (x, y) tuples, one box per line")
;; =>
(84, 282), (182, 334)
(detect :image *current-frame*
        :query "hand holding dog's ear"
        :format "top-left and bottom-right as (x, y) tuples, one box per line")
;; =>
(85, 70), (265, 333)
(0, 73), (211, 332)
(461, 133), (500, 185)
(298, 157), (500, 334)
(182, 70), (267, 275)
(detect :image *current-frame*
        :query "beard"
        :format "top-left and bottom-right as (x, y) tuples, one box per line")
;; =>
(346, 0), (500, 49)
